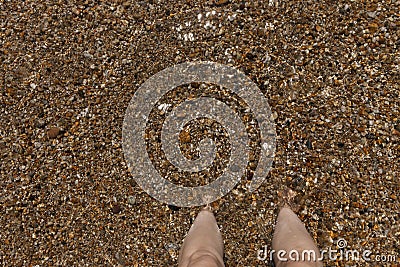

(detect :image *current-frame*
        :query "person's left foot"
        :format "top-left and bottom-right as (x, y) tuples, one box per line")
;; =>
(178, 208), (225, 267)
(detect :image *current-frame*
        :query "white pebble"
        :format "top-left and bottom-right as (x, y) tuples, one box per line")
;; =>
(158, 103), (171, 112)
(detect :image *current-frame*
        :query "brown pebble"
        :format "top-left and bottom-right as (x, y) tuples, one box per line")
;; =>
(47, 127), (60, 139)
(368, 22), (379, 33)
(214, 0), (229, 6)
(392, 129), (400, 136)
(179, 130), (191, 143)
(112, 204), (121, 214)
(6, 88), (15, 96)
(132, 13), (143, 20)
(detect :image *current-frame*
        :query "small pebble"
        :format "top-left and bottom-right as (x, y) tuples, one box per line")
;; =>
(127, 195), (136, 205)
(167, 205), (181, 212)
(112, 204), (122, 214)
(214, 0), (229, 6)
(47, 127), (60, 139)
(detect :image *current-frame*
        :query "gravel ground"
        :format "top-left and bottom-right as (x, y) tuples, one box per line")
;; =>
(1, 0), (399, 266)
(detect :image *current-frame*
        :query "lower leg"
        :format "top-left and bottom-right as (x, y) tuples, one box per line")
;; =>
(178, 209), (224, 267)
(272, 207), (323, 267)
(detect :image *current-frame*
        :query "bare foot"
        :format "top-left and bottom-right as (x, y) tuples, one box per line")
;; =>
(202, 203), (213, 213)
(277, 187), (300, 213)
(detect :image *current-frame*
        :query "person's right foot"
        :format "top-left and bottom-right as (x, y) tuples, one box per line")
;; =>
(272, 207), (323, 267)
